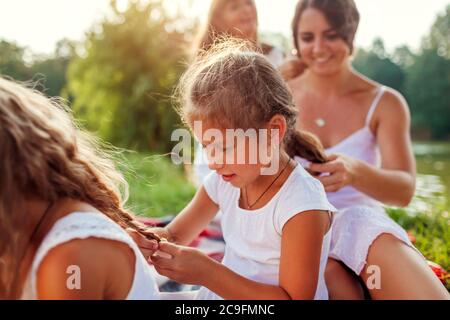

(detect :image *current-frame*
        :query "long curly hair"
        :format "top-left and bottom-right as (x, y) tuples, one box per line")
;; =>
(0, 77), (157, 299)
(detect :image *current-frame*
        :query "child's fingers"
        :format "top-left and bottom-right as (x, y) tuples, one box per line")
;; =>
(158, 241), (181, 255)
(151, 254), (175, 269)
(127, 228), (159, 249)
(140, 248), (157, 261)
(153, 265), (174, 278)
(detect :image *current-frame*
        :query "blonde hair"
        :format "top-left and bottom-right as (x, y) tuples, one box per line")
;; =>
(177, 40), (328, 164)
(192, 0), (260, 57)
(0, 77), (157, 299)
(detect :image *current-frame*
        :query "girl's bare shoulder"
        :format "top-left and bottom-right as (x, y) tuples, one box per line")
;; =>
(36, 236), (135, 299)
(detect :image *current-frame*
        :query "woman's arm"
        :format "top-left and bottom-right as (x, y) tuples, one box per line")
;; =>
(357, 90), (416, 206)
(310, 90), (416, 207)
(152, 210), (330, 300)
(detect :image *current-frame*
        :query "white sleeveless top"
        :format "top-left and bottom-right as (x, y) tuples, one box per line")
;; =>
(20, 211), (160, 300)
(295, 86), (386, 210)
(196, 165), (336, 300)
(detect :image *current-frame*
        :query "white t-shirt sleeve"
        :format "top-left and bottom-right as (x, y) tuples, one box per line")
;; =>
(275, 176), (336, 234)
(202, 171), (221, 205)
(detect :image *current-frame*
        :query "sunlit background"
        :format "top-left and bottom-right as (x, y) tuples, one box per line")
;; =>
(0, 0), (448, 53)
(0, 0), (449, 287)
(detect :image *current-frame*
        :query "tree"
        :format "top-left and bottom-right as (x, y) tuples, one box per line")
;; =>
(422, 4), (450, 59)
(31, 39), (77, 97)
(405, 5), (450, 139)
(0, 40), (32, 80)
(0, 38), (76, 97)
(392, 45), (416, 69)
(67, 0), (193, 152)
(352, 38), (405, 93)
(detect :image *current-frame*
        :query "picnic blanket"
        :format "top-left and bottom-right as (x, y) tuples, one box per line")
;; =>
(137, 216), (448, 291)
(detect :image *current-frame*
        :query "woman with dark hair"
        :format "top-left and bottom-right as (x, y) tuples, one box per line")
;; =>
(283, 0), (449, 299)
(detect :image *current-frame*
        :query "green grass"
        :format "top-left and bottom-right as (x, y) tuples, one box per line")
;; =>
(387, 208), (450, 289)
(122, 152), (195, 218)
(123, 152), (449, 290)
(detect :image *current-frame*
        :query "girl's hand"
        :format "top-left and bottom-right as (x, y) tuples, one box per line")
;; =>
(127, 227), (166, 260)
(309, 154), (359, 192)
(151, 241), (214, 286)
(278, 57), (307, 81)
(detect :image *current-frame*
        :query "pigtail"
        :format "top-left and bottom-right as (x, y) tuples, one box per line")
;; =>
(285, 129), (328, 164)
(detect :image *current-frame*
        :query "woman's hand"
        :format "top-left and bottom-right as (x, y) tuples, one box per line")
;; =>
(151, 241), (215, 286)
(278, 57), (307, 81)
(309, 154), (360, 192)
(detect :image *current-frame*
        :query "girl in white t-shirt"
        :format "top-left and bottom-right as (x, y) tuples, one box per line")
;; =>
(149, 41), (336, 300)
(191, 0), (285, 187)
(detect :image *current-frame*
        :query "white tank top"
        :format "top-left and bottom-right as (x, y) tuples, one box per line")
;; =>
(20, 211), (160, 300)
(295, 86), (386, 210)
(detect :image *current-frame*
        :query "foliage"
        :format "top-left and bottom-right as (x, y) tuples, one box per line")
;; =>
(123, 152), (196, 217)
(352, 38), (406, 93)
(405, 49), (450, 139)
(352, 4), (450, 141)
(0, 40), (32, 80)
(404, 5), (450, 139)
(67, 0), (192, 152)
(0, 38), (75, 97)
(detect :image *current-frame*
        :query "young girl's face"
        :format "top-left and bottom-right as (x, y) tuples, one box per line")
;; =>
(217, 0), (258, 40)
(296, 8), (350, 76)
(195, 121), (274, 188)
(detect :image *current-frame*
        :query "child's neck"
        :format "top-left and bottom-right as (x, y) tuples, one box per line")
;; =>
(241, 153), (296, 210)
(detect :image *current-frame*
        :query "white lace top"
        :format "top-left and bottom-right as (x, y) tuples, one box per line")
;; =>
(20, 211), (160, 300)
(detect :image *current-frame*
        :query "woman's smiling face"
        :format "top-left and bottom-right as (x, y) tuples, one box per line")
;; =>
(296, 8), (351, 76)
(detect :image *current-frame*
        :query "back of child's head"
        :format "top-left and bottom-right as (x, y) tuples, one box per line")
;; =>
(177, 38), (328, 164)
(0, 77), (156, 298)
